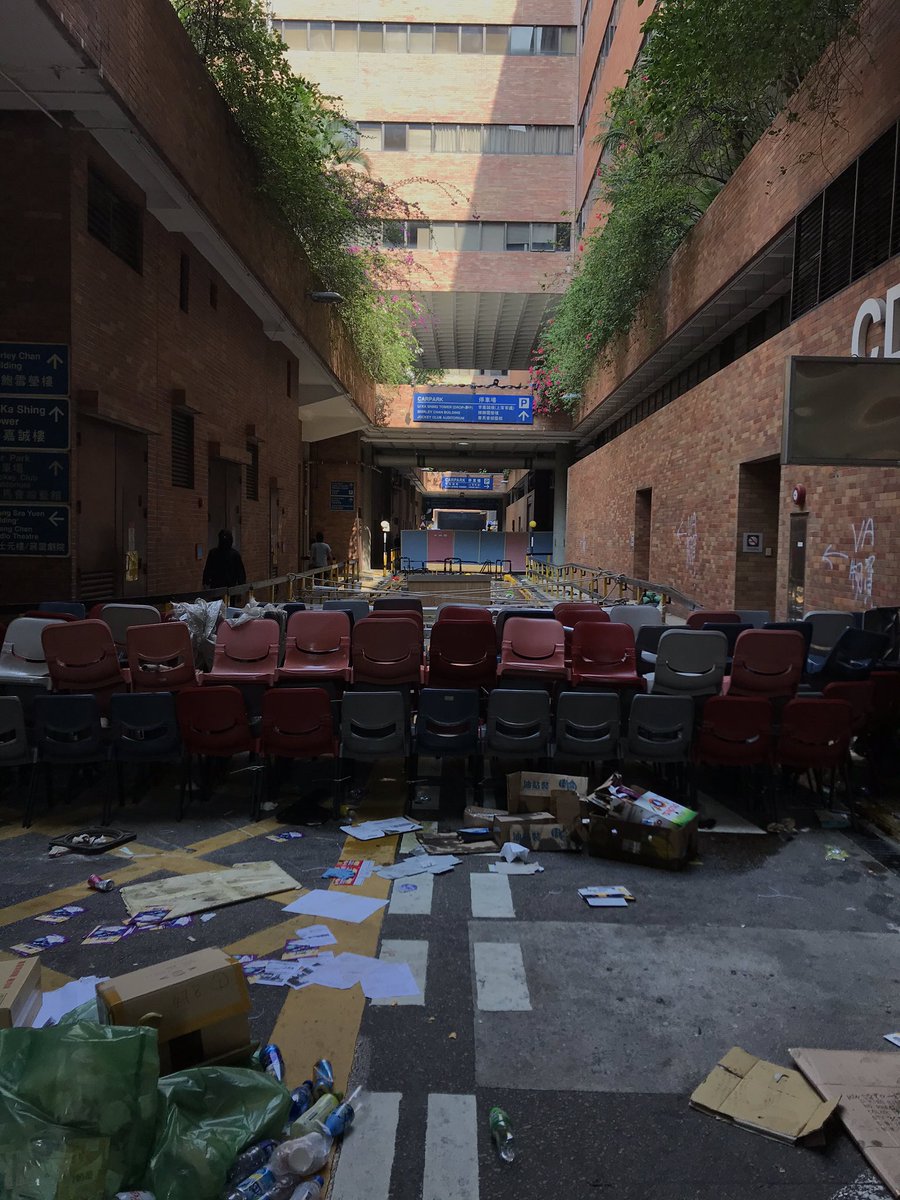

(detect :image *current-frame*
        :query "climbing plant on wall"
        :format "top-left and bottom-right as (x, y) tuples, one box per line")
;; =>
(530, 0), (865, 414)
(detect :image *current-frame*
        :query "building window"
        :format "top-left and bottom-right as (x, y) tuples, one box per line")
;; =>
(277, 20), (576, 56)
(578, 0), (624, 142)
(434, 24), (458, 52)
(171, 410), (195, 489)
(509, 26), (534, 55)
(380, 219), (572, 252)
(358, 121), (575, 156)
(460, 25), (484, 53)
(384, 23), (408, 52)
(334, 21), (357, 50)
(308, 21), (331, 50)
(87, 168), (142, 272)
(179, 253), (190, 313)
(485, 25), (507, 54)
(383, 124), (407, 151)
(506, 223), (530, 251)
(245, 443), (259, 502)
(409, 24), (433, 52)
(359, 22), (383, 51)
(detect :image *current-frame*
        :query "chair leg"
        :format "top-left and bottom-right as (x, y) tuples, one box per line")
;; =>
(331, 756), (341, 822)
(179, 753), (191, 821)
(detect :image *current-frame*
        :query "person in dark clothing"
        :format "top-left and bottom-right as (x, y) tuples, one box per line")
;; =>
(203, 529), (247, 590)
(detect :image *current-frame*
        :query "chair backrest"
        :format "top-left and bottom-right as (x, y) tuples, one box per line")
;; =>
(777, 698), (853, 764)
(214, 618), (281, 667)
(762, 620), (814, 657)
(695, 695), (773, 760)
(126, 622), (197, 691)
(37, 601), (85, 619)
(282, 603), (307, 618)
(323, 599), (370, 625)
(341, 691), (408, 757)
(701, 622), (753, 655)
(374, 596), (423, 614)
(100, 603), (161, 649)
(803, 610), (856, 653)
(635, 624), (666, 659)
(486, 689), (551, 753)
(627, 693), (694, 760)
(728, 629), (806, 698)
(427, 621), (497, 688)
(823, 681), (876, 731)
(685, 610), (741, 629)
(0, 696), (28, 763)
(41, 620), (124, 689)
(553, 603), (611, 626)
(109, 691), (181, 757)
(735, 610), (770, 628)
(571, 622), (636, 673)
(176, 685), (253, 754)
(351, 617), (422, 684)
(261, 687), (334, 757)
(32, 693), (104, 754)
(652, 629), (727, 695)
(494, 607), (555, 648)
(436, 605), (494, 624)
(286, 610), (351, 656)
(555, 690), (620, 758)
(608, 606), (662, 632)
(819, 627), (890, 682)
(1, 617), (63, 666)
(415, 688), (480, 753)
(367, 608), (425, 637)
(501, 617), (565, 666)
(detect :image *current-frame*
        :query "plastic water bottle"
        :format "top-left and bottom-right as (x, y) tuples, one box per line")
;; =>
(224, 1167), (297, 1200)
(226, 1141), (276, 1186)
(268, 1130), (333, 1177)
(489, 1107), (515, 1163)
(288, 1178), (324, 1200)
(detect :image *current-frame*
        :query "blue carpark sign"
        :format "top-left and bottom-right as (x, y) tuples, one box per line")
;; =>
(330, 481), (356, 512)
(441, 475), (494, 490)
(0, 396), (70, 451)
(0, 451), (69, 503)
(413, 391), (533, 425)
(0, 504), (69, 557)
(0, 343), (69, 397)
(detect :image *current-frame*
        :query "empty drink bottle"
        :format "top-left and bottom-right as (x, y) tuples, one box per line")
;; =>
(268, 1130), (333, 1178)
(288, 1178), (324, 1200)
(489, 1107), (515, 1163)
(226, 1141), (276, 1185)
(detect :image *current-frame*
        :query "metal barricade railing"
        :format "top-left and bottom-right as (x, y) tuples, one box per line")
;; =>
(524, 557), (700, 612)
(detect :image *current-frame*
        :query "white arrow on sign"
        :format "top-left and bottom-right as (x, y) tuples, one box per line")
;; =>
(47, 353), (64, 369)
(49, 405), (64, 422)
(48, 511), (63, 528)
(517, 411), (531, 422)
(48, 461), (63, 476)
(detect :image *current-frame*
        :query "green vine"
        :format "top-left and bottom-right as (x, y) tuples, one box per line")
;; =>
(531, 0), (865, 414)
(172, 0), (446, 384)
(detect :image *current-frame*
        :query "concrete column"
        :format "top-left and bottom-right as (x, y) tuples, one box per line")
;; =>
(552, 444), (572, 565)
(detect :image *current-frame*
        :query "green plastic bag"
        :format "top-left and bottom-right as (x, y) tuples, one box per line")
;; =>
(148, 1067), (290, 1200)
(0, 1021), (159, 1200)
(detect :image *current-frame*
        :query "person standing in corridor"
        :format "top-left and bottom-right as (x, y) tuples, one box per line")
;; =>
(203, 529), (247, 592)
(310, 530), (333, 583)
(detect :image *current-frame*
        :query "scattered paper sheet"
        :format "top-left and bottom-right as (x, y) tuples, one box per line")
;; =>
(499, 842), (530, 863)
(34, 975), (108, 1027)
(579, 886), (635, 907)
(266, 830), (306, 842)
(282, 890), (388, 924)
(885, 1034), (900, 1049)
(310, 952), (420, 999)
(35, 905), (85, 924)
(10, 934), (68, 957)
(290, 924), (336, 949)
(377, 855), (460, 880)
(330, 859), (375, 886)
(81, 924), (133, 946)
(489, 862), (544, 875)
(341, 818), (422, 841)
(121, 861), (301, 919)
(245, 953), (335, 989)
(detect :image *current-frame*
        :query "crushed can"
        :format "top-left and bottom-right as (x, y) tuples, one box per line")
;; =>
(312, 1058), (334, 1097)
(288, 1080), (315, 1121)
(87, 874), (114, 893)
(260, 1043), (285, 1083)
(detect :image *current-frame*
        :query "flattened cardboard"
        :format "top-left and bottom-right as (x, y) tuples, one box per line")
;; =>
(0, 957), (41, 1029)
(791, 1047), (900, 1197)
(506, 771), (589, 816)
(691, 1046), (838, 1145)
(96, 948), (252, 1073)
(120, 860), (300, 919)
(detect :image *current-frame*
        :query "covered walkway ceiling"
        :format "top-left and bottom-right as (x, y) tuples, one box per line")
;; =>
(363, 419), (575, 470)
(411, 291), (560, 370)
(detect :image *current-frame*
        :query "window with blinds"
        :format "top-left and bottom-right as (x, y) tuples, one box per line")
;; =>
(245, 443), (259, 501)
(358, 122), (574, 155)
(87, 168), (142, 272)
(171, 411), (195, 489)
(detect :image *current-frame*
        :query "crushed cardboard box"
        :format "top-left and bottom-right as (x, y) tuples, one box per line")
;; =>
(506, 771), (588, 816)
(587, 777), (699, 869)
(791, 1048), (900, 1197)
(691, 1046), (838, 1145)
(96, 948), (253, 1073)
(0, 957), (41, 1029)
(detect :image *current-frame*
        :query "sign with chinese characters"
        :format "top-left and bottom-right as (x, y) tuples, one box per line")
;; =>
(329, 481), (356, 511)
(0, 451), (69, 503)
(412, 391), (533, 425)
(0, 396), (70, 451)
(441, 475), (494, 490)
(0, 343), (69, 397)
(0, 504), (70, 556)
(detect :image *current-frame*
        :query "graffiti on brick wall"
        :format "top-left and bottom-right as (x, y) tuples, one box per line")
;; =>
(675, 512), (698, 572)
(821, 516), (875, 607)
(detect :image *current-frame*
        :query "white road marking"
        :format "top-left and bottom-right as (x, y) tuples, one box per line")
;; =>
(473, 941), (531, 1011)
(423, 1093), (480, 1200)
(470, 873), (514, 918)
(828, 1173), (891, 1199)
(388, 872), (434, 915)
(371, 938), (428, 1006)
(330, 1091), (402, 1200)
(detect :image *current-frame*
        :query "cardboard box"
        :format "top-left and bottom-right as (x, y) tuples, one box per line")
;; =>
(524, 822), (578, 852)
(691, 1046), (838, 1145)
(791, 1047), (900, 1195)
(506, 771), (589, 816)
(555, 792), (590, 839)
(463, 806), (506, 826)
(96, 948), (252, 1073)
(492, 811), (555, 847)
(588, 810), (699, 869)
(0, 957), (41, 1029)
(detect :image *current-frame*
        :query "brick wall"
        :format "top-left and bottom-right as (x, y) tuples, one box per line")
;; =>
(308, 433), (364, 570)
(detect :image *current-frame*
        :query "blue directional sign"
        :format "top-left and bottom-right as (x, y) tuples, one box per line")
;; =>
(0, 504), (70, 556)
(413, 391), (533, 425)
(330, 481), (356, 511)
(441, 475), (495, 490)
(0, 451), (70, 504)
(0, 343), (69, 397)
(0, 396), (70, 450)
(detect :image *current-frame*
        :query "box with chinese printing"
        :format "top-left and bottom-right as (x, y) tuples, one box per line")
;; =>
(506, 771), (589, 816)
(96, 948), (253, 1073)
(586, 777), (699, 870)
(492, 811), (555, 847)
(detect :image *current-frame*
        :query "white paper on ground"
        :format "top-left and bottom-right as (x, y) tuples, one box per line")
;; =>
(884, 1033), (900, 1049)
(291, 923), (337, 948)
(341, 818), (422, 841)
(248, 953), (335, 988)
(585, 896), (629, 907)
(499, 842), (530, 863)
(282, 890), (388, 924)
(376, 855), (460, 880)
(310, 951), (420, 999)
(489, 862), (544, 875)
(35, 975), (109, 1027)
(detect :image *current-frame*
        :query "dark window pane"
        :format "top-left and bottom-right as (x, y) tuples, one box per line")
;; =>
(535, 26), (560, 54)
(179, 252), (190, 312)
(506, 222), (530, 249)
(460, 25), (484, 52)
(791, 195), (824, 319)
(383, 124), (408, 151)
(853, 126), (896, 280)
(485, 25), (507, 53)
(308, 21), (331, 50)
(245, 443), (259, 502)
(555, 222), (572, 250)
(171, 411), (194, 489)
(359, 22), (383, 51)
(819, 164), (856, 301)
(509, 26), (534, 54)
(531, 222), (556, 250)
(87, 168), (142, 272)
